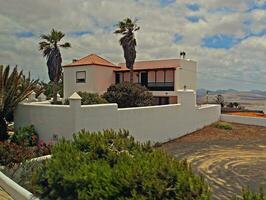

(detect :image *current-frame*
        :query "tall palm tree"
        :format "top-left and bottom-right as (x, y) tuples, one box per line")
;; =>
(39, 29), (71, 103)
(114, 18), (140, 83)
(0, 65), (39, 141)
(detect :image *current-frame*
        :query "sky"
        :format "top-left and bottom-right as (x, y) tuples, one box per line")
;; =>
(0, 0), (265, 91)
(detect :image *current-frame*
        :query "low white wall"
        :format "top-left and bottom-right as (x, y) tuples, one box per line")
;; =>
(14, 104), (74, 142)
(221, 114), (266, 127)
(0, 171), (38, 200)
(15, 90), (220, 143)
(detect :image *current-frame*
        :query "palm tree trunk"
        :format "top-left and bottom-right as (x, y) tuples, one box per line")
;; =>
(0, 113), (8, 141)
(52, 81), (57, 104)
(130, 69), (134, 83)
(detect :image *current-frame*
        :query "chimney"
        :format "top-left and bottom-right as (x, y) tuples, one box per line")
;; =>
(179, 51), (186, 59)
(72, 59), (78, 63)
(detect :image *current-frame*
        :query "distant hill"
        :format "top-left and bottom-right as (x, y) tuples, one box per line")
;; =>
(197, 89), (266, 97)
(197, 89), (266, 110)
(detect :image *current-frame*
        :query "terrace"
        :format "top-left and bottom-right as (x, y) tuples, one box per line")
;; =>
(114, 68), (175, 91)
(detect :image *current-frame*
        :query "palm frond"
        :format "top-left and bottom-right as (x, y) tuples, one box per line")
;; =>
(40, 34), (53, 42)
(59, 42), (71, 48)
(51, 29), (65, 42)
(39, 41), (51, 51)
(43, 47), (52, 58)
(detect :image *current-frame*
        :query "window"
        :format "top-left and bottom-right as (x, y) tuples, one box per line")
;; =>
(76, 71), (86, 83)
(115, 73), (120, 84)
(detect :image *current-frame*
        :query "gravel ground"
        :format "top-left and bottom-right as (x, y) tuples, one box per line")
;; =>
(162, 122), (266, 200)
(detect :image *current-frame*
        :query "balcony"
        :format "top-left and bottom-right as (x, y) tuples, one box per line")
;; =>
(141, 82), (174, 91)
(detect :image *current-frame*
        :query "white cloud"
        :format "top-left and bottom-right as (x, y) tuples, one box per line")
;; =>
(0, 0), (265, 90)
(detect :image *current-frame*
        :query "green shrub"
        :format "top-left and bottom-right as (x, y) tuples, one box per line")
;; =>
(65, 92), (108, 105)
(31, 129), (210, 200)
(215, 122), (233, 130)
(232, 188), (266, 200)
(103, 82), (154, 108)
(11, 125), (39, 146)
(79, 92), (108, 105)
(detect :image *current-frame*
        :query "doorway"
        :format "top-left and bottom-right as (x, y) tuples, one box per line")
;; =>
(159, 97), (169, 105)
(140, 72), (148, 87)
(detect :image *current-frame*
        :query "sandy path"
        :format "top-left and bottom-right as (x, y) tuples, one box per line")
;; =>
(162, 122), (266, 200)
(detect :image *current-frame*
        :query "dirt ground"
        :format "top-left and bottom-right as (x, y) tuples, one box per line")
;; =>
(228, 112), (266, 118)
(162, 122), (266, 200)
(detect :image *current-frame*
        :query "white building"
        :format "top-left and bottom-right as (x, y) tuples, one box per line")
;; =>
(63, 54), (197, 105)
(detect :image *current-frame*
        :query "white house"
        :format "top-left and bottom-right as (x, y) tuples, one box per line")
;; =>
(15, 54), (222, 143)
(63, 54), (197, 105)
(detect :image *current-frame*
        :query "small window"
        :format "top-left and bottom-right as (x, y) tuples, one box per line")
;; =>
(115, 73), (120, 84)
(76, 71), (86, 83)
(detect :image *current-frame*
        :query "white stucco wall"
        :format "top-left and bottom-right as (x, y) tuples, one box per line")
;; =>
(15, 90), (220, 143)
(63, 65), (116, 98)
(175, 60), (197, 91)
(63, 59), (197, 100)
(14, 104), (74, 142)
(221, 114), (266, 127)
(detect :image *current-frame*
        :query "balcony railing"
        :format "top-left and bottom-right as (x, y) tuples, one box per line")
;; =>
(141, 82), (174, 91)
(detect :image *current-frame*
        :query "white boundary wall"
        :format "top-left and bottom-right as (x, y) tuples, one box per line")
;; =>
(221, 114), (266, 127)
(14, 90), (220, 143)
(0, 171), (38, 200)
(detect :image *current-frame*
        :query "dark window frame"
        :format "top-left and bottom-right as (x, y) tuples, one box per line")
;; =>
(76, 71), (86, 83)
(115, 72), (120, 84)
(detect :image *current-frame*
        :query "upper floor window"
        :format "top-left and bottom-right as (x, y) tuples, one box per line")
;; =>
(76, 71), (86, 83)
(115, 73), (120, 84)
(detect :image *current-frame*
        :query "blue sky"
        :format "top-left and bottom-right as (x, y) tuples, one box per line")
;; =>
(0, 0), (265, 90)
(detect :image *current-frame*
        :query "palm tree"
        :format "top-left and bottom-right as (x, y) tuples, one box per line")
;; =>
(39, 29), (71, 103)
(215, 94), (225, 108)
(0, 65), (39, 141)
(114, 18), (140, 83)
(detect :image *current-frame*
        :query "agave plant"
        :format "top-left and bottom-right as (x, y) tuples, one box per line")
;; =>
(0, 65), (39, 141)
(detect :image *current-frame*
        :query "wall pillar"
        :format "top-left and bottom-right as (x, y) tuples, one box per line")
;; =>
(69, 92), (82, 134)
(263, 101), (266, 114)
(177, 90), (196, 110)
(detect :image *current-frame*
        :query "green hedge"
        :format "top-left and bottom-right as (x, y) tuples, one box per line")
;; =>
(103, 82), (154, 108)
(31, 129), (210, 200)
(78, 92), (108, 105)
(65, 92), (108, 105)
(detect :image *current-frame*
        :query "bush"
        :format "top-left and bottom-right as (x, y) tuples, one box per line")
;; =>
(0, 141), (51, 167)
(65, 92), (108, 105)
(103, 82), (153, 108)
(11, 125), (39, 146)
(31, 129), (210, 200)
(78, 92), (108, 105)
(215, 122), (233, 130)
(232, 189), (266, 200)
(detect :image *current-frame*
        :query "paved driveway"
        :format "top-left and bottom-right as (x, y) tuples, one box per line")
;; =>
(162, 122), (266, 200)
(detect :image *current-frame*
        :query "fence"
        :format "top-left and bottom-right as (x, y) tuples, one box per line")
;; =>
(14, 90), (221, 143)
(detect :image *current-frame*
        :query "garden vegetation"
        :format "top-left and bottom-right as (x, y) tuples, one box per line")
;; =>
(103, 82), (154, 108)
(30, 129), (210, 200)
